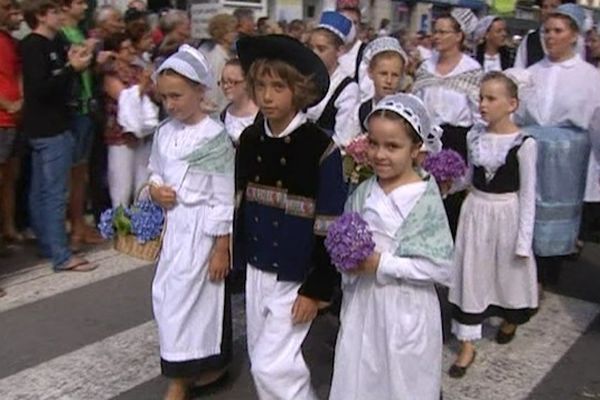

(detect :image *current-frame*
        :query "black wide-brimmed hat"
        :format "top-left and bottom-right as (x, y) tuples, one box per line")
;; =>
(236, 34), (330, 107)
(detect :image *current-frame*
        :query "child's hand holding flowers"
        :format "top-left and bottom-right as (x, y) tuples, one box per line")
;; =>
(150, 184), (177, 209)
(353, 251), (381, 274)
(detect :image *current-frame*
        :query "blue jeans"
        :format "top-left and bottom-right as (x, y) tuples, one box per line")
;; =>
(29, 132), (74, 269)
(71, 114), (95, 165)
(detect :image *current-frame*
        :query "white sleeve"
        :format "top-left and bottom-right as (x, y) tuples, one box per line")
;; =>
(515, 138), (537, 257)
(358, 63), (374, 102)
(513, 36), (528, 69)
(204, 173), (234, 236)
(117, 85), (159, 138)
(147, 128), (164, 186)
(140, 96), (159, 138)
(333, 81), (361, 147)
(375, 251), (452, 287)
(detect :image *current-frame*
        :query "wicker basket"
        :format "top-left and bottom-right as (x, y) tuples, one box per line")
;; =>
(113, 184), (164, 262)
(114, 234), (162, 262)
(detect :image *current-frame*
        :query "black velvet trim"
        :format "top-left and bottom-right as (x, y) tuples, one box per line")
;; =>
(451, 304), (538, 326)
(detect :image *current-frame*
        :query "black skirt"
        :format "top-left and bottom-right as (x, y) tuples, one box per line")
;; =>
(451, 304), (538, 326)
(440, 124), (471, 237)
(580, 201), (600, 243)
(160, 281), (233, 379)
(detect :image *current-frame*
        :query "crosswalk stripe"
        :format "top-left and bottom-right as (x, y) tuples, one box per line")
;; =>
(0, 249), (150, 313)
(0, 253), (596, 400)
(441, 292), (600, 399)
(0, 321), (160, 400)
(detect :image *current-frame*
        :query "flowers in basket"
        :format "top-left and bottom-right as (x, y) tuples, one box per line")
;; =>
(325, 212), (375, 272)
(422, 149), (467, 187)
(98, 200), (164, 243)
(343, 135), (373, 185)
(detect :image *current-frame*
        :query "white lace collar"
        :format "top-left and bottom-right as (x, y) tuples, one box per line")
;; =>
(468, 126), (526, 181)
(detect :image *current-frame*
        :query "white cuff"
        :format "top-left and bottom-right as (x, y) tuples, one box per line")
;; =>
(203, 205), (233, 236)
(375, 251), (406, 285)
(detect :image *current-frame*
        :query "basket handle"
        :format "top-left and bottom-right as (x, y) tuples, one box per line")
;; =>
(135, 182), (168, 245)
(136, 182), (154, 203)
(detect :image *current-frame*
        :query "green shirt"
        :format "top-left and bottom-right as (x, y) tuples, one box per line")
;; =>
(61, 25), (93, 114)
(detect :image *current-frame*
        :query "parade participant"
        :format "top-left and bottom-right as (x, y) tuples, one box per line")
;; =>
(412, 8), (482, 235)
(307, 11), (360, 147)
(329, 93), (451, 400)
(357, 37), (408, 132)
(60, 0), (105, 250)
(235, 34), (346, 400)
(336, 1), (366, 82)
(21, 0), (95, 271)
(149, 44), (234, 400)
(219, 58), (259, 145)
(514, 3), (600, 286)
(474, 16), (515, 72)
(448, 72), (538, 378)
(580, 26), (600, 246)
(513, 0), (584, 68)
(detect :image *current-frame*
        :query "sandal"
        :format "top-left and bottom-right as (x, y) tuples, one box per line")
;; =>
(56, 257), (98, 273)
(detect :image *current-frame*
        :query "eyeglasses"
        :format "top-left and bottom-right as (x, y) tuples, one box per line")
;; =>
(219, 79), (245, 87)
(433, 29), (459, 36)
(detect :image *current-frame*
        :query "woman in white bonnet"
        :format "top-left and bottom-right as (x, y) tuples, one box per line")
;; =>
(513, 3), (600, 287)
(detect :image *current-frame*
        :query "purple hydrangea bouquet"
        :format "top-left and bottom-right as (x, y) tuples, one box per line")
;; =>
(325, 212), (375, 272)
(422, 149), (467, 185)
(98, 200), (164, 261)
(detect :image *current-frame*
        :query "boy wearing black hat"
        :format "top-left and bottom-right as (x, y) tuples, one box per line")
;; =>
(235, 34), (347, 400)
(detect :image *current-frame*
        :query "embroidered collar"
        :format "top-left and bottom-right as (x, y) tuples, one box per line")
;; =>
(264, 112), (307, 138)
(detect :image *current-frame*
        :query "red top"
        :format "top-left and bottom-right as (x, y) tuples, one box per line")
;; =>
(0, 30), (21, 127)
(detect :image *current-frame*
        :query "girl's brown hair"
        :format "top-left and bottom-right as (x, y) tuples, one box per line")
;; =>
(481, 71), (519, 101)
(246, 58), (321, 111)
(368, 110), (422, 145)
(369, 50), (405, 71)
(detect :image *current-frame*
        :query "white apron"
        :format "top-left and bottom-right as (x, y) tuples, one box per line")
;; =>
(150, 118), (233, 363)
(330, 181), (444, 400)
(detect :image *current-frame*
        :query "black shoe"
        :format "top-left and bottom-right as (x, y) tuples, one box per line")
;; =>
(496, 327), (517, 344)
(448, 351), (476, 379)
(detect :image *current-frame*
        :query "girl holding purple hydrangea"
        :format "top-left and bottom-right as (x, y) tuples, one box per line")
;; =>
(329, 94), (453, 400)
(148, 45), (235, 400)
(448, 72), (538, 378)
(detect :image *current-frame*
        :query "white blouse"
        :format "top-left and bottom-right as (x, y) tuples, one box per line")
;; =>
(482, 53), (502, 72)
(414, 53), (482, 127)
(361, 181), (452, 286)
(306, 65), (360, 147)
(515, 54), (600, 130)
(224, 110), (256, 143)
(148, 117), (234, 236)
